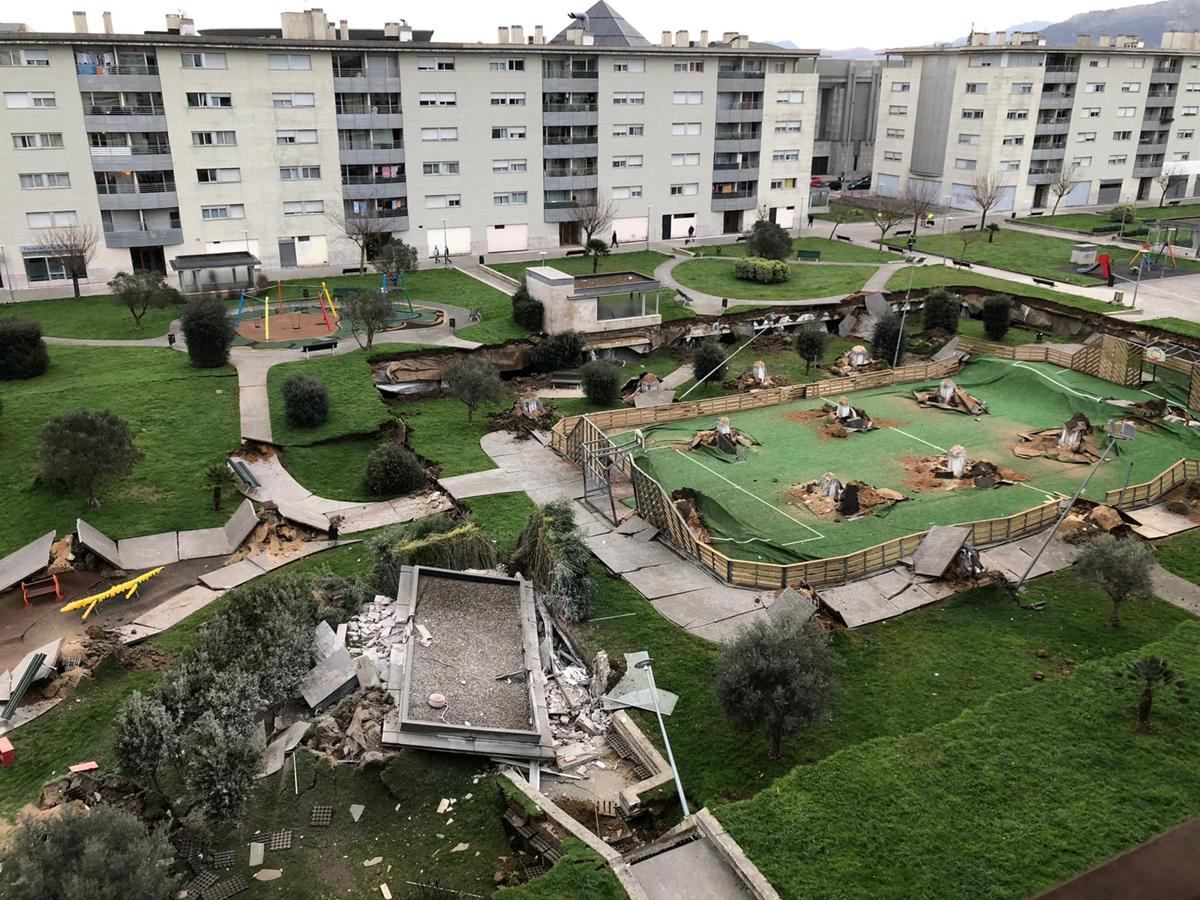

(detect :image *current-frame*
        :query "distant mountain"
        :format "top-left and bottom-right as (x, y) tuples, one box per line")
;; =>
(768, 39), (800, 49)
(820, 46), (878, 59)
(1040, 0), (1200, 45)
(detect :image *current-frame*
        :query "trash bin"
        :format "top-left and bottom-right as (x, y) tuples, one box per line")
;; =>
(1113, 291), (1125, 305)
(449, 317), (456, 330)
(167, 332), (176, 347)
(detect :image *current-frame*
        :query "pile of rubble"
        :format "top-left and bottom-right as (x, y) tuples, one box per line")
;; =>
(229, 507), (321, 563)
(38, 771), (169, 823)
(304, 688), (394, 765)
(670, 489), (710, 544)
(1058, 504), (1125, 544)
(913, 378), (988, 416)
(790, 473), (905, 520)
(1014, 413), (1104, 464)
(724, 360), (788, 393)
(689, 417), (759, 460)
(345, 592), (409, 686)
(829, 345), (881, 377)
(905, 449), (1028, 492)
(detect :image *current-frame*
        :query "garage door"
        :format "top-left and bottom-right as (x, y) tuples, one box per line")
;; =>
(875, 173), (900, 198)
(1064, 180), (1092, 207)
(486, 224), (528, 253)
(1098, 180), (1123, 205)
(613, 216), (648, 242)
(995, 185), (1016, 213)
(426, 227), (471, 257)
(774, 206), (796, 228)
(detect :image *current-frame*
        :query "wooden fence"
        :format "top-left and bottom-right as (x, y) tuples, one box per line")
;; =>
(954, 336), (1081, 369)
(1103, 458), (1200, 509)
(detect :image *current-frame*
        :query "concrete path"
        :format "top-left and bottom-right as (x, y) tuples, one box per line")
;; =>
(660, 365), (693, 390)
(1149, 563), (1200, 617)
(456, 261), (520, 295)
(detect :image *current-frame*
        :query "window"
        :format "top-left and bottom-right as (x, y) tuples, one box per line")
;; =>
(1113, 130), (1133, 140)
(1012, 83), (1033, 94)
(423, 161), (461, 175)
(186, 92), (232, 108)
(1108, 154), (1128, 165)
(268, 53), (311, 71)
(671, 152), (700, 166)
(490, 58), (525, 71)
(612, 59), (645, 73)
(23, 255), (69, 282)
(492, 126), (527, 140)
(489, 92), (526, 106)
(886, 127), (905, 139)
(192, 130), (236, 146)
(965, 82), (988, 94)
(1120, 82), (1141, 93)
(1072, 156), (1092, 167)
(272, 92), (314, 108)
(1006, 109), (1029, 120)
(1002, 134), (1025, 146)
(1117, 106), (1136, 117)
(421, 127), (458, 141)
(4, 91), (56, 108)
(672, 91), (703, 105)
(182, 51), (225, 69)
(419, 92), (457, 107)
(888, 105), (908, 115)
(196, 167), (240, 183)
(614, 91), (646, 105)
(958, 133), (980, 145)
(773, 149), (800, 162)
(491, 158), (527, 173)
(1082, 107), (1101, 118)
(612, 155), (643, 168)
(283, 200), (324, 215)
(279, 165), (321, 180)
(669, 183), (698, 196)
(1000, 160), (1020, 171)
(1183, 106), (1200, 117)
(673, 61), (704, 72)
(967, 55), (993, 67)
(19, 172), (70, 189)
(12, 132), (62, 149)
(1085, 82), (1105, 93)
(416, 56), (455, 71)
(613, 123), (645, 137)
(954, 158), (977, 170)
(1126, 57), (1145, 69)
(770, 177), (798, 189)
(1077, 132), (1097, 142)
(275, 129), (317, 145)
(26, 210), (77, 228)
(775, 120), (803, 132)
(424, 193), (461, 208)
(672, 122), (702, 136)
(1187, 83), (1200, 93)
(493, 191), (528, 205)
(1178, 129), (1196, 139)
(0, 49), (49, 66)
(961, 109), (984, 119)
(775, 91), (804, 104)
(201, 204), (245, 220)
(612, 185), (643, 199)
(1088, 58), (1109, 68)
(1173, 151), (1192, 161)
(891, 82), (911, 92)
(883, 150), (903, 161)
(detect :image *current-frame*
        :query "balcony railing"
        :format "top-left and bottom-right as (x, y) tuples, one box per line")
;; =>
(339, 141), (404, 151)
(96, 181), (176, 194)
(712, 189), (756, 199)
(713, 161), (758, 170)
(543, 200), (583, 210)
(87, 105), (165, 116)
(715, 132), (761, 141)
(332, 66), (366, 78)
(103, 221), (181, 234)
(76, 63), (159, 75)
(544, 135), (598, 145)
(341, 174), (406, 184)
(718, 101), (763, 111)
(90, 144), (171, 156)
(545, 167), (598, 178)
(1029, 165), (1062, 175)
(336, 104), (402, 115)
(348, 207), (407, 219)
(543, 102), (598, 112)
(718, 68), (764, 78)
(1044, 64), (1079, 73)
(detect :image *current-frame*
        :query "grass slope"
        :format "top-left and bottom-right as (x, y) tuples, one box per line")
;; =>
(885, 265), (1117, 314)
(715, 619), (1200, 900)
(0, 346), (240, 556)
(400, 395), (511, 477)
(462, 491), (538, 557)
(497, 839), (627, 899)
(1155, 528), (1200, 584)
(1140, 317), (1200, 340)
(672, 258), (876, 301)
(267, 350), (392, 447)
(0, 295), (182, 340)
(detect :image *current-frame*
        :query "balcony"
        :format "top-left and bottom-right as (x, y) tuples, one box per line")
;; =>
(1034, 120), (1071, 136)
(1137, 140), (1168, 153)
(1043, 66), (1079, 83)
(543, 73), (599, 93)
(76, 62), (161, 92)
(716, 102), (764, 124)
(543, 168), (598, 191)
(342, 179), (408, 201)
(1150, 68), (1181, 83)
(89, 144), (172, 170)
(542, 99), (598, 128)
(1145, 93), (1177, 107)
(711, 189), (758, 212)
(96, 181), (178, 210)
(1038, 92), (1076, 109)
(714, 135), (762, 154)
(83, 105), (166, 132)
(103, 226), (184, 248)
(1030, 146), (1066, 161)
(543, 134), (599, 158)
(717, 69), (766, 92)
(1133, 165), (1164, 178)
(713, 164), (760, 182)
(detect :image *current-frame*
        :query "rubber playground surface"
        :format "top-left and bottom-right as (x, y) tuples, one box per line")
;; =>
(231, 299), (441, 349)
(631, 358), (1200, 563)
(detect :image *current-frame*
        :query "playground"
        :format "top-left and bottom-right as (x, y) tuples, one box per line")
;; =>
(630, 358), (1200, 563)
(231, 274), (442, 348)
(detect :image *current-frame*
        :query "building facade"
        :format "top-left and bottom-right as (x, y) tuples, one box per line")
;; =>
(870, 30), (1200, 214)
(813, 58), (880, 180)
(0, 3), (818, 294)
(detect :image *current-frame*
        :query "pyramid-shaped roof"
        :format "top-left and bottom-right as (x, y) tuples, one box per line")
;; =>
(550, 1), (650, 47)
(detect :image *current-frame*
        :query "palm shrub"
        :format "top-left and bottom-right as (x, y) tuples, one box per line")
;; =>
(734, 257), (791, 284)
(1115, 656), (1188, 733)
(364, 442), (426, 495)
(281, 373), (330, 428)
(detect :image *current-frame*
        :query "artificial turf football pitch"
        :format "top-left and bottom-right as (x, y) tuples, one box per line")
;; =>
(631, 358), (1200, 563)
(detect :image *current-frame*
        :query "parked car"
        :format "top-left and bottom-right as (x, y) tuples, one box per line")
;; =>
(810, 175), (824, 187)
(824, 178), (843, 191)
(848, 175), (872, 191)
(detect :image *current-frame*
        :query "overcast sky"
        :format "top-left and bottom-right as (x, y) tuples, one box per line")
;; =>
(22, 0), (1123, 50)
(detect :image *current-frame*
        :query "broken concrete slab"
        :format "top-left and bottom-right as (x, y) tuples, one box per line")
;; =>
(199, 559), (267, 590)
(912, 525), (971, 578)
(76, 519), (122, 569)
(349, 804), (364, 823)
(249, 842), (265, 867)
(687, 610), (766, 643)
(1126, 504), (1198, 539)
(116, 532), (180, 570)
(765, 587), (817, 626)
(363, 856), (382, 867)
(0, 531), (56, 595)
(437, 468), (521, 500)
(614, 515), (651, 536)
(258, 721), (310, 777)
(623, 564), (715, 600)
(314, 621), (341, 660)
(177, 527), (230, 561)
(650, 587), (764, 632)
(223, 499), (259, 549)
(253, 869), (283, 882)
(355, 655), (380, 689)
(602, 652), (678, 716)
(819, 578), (906, 628)
(583, 533), (677, 574)
(299, 645), (357, 709)
(127, 586), (222, 634)
(275, 500), (330, 532)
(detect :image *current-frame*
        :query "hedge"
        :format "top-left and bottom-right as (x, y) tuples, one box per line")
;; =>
(734, 257), (791, 284)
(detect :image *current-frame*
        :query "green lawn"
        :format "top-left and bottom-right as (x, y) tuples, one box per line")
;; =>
(1140, 317), (1200, 340)
(0, 346), (240, 557)
(400, 395), (512, 476)
(462, 491), (538, 557)
(0, 295), (183, 340)
(672, 258), (876, 302)
(1156, 528), (1200, 584)
(885, 265), (1119, 314)
(716, 619), (1200, 900)
(489, 250), (671, 282)
(1026, 203), (1200, 234)
(815, 200), (875, 224)
(267, 350), (392, 447)
(498, 839), (627, 899)
(694, 237), (896, 264)
(279, 439), (380, 502)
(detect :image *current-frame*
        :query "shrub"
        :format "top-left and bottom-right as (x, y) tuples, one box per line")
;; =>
(734, 257), (791, 284)
(533, 330), (585, 372)
(794, 329), (830, 373)
(511, 281), (544, 332)
(745, 217), (793, 260)
(445, 356), (503, 423)
(509, 500), (595, 622)
(1109, 203), (1138, 224)
(871, 311), (907, 366)
(255, 273), (270, 290)
(0, 318), (49, 379)
(922, 289), (960, 334)
(369, 514), (498, 592)
(39, 410), (143, 506)
(181, 296), (235, 368)
(692, 340), (727, 383)
(981, 294), (1012, 341)
(281, 373), (330, 428)
(580, 360), (621, 406)
(364, 442), (426, 495)
(371, 238), (419, 276)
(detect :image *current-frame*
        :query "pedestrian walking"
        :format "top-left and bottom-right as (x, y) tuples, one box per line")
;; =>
(611, 229), (619, 248)
(432, 245), (441, 263)
(687, 225), (695, 245)
(807, 212), (815, 228)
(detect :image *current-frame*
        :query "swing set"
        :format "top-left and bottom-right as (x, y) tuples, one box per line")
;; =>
(1129, 225), (1180, 273)
(234, 281), (341, 341)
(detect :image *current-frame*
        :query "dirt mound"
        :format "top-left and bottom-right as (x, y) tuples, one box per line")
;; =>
(231, 508), (318, 562)
(786, 409), (828, 424)
(117, 644), (172, 672)
(903, 454), (1029, 493)
(789, 479), (905, 520)
(39, 772), (170, 822)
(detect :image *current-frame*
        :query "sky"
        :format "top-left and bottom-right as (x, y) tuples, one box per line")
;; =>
(18, 0), (1131, 51)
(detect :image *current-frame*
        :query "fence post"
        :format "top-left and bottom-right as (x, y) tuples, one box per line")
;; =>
(726, 558), (733, 583)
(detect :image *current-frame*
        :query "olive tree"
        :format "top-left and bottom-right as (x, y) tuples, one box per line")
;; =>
(1077, 534), (1155, 628)
(445, 357), (503, 424)
(39, 410), (143, 506)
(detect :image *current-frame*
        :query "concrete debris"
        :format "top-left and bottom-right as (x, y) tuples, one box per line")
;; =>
(451, 843), (470, 853)
(364, 856), (383, 867)
(601, 652), (678, 716)
(349, 803), (365, 822)
(437, 798), (451, 814)
(416, 624), (433, 647)
(302, 689), (394, 764)
(254, 869), (283, 882)
(380, 885), (392, 900)
(299, 643), (357, 709)
(46, 534), (76, 576)
(249, 842), (265, 867)
(344, 594), (410, 688)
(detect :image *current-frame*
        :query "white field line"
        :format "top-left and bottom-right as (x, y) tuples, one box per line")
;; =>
(887, 426), (947, 453)
(1010, 362), (1104, 402)
(672, 448), (825, 541)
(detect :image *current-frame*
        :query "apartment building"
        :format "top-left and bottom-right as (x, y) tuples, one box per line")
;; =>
(0, 3), (817, 294)
(870, 29), (1200, 214)
(813, 58), (881, 179)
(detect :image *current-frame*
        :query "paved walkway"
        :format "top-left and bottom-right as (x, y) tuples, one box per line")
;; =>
(1149, 563), (1200, 617)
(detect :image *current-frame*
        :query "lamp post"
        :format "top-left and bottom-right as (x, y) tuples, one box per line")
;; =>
(893, 300), (912, 368)
(940, 195), (951, 264)
(1131, 256), (1144, 309)
(633, 657), (689, 817)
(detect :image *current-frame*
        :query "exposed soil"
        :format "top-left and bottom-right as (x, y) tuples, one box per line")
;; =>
(902, 454), (1030, 493)
(789, 480), (906, 520)
(117, 644), (172, 672)
(786, 409), (828, 424)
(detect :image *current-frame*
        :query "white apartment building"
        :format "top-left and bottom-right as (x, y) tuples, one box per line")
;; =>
(870, 29), (1200, 214)
(0, 2), (817, 294)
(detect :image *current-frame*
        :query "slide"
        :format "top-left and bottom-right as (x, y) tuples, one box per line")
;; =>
(1076, 253), (1113, 279)
(1076, 262), (1100, 275)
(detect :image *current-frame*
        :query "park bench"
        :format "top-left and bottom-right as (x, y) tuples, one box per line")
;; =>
(952, 259), (974, 269)
(795, 249), (822, 261)
(1028, 211), (1044, 217)
(1032, 277), (1057, 287)
(564, 248), (587, 257)
(550, 370), (583, 390)
(21, 575), (61, 610)
(894, 229), (912, 237)
(303, 340), (339, 356)
(468, 307), (482, 323)
(960, 224), (977, 231)
(886, 245), (907, 254)
(835, 234), (853, 242)
(228, 459), (261, 491)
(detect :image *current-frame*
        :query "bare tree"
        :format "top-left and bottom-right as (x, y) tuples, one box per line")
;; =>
(43, 223), (99, 299)
(871, 198), (908, 249)
(327, 206), (392, 272)
(1048, 163), (1080, 216)
(568, 196), (618, 244)
(901, 180), (940, 234)
(969, 172), (1005, 232)
(826, 202), (853, 240)
(1155, 165), (1183, 208)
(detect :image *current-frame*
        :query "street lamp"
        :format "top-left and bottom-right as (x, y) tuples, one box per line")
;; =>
(633, 657), (689, 817)
(1131, 257), (1145, 310)
(940, 195), (951, 264)
(893, 300), (913, 368)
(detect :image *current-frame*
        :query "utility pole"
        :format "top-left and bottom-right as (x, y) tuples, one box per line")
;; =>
(634, 658), (688, 817)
